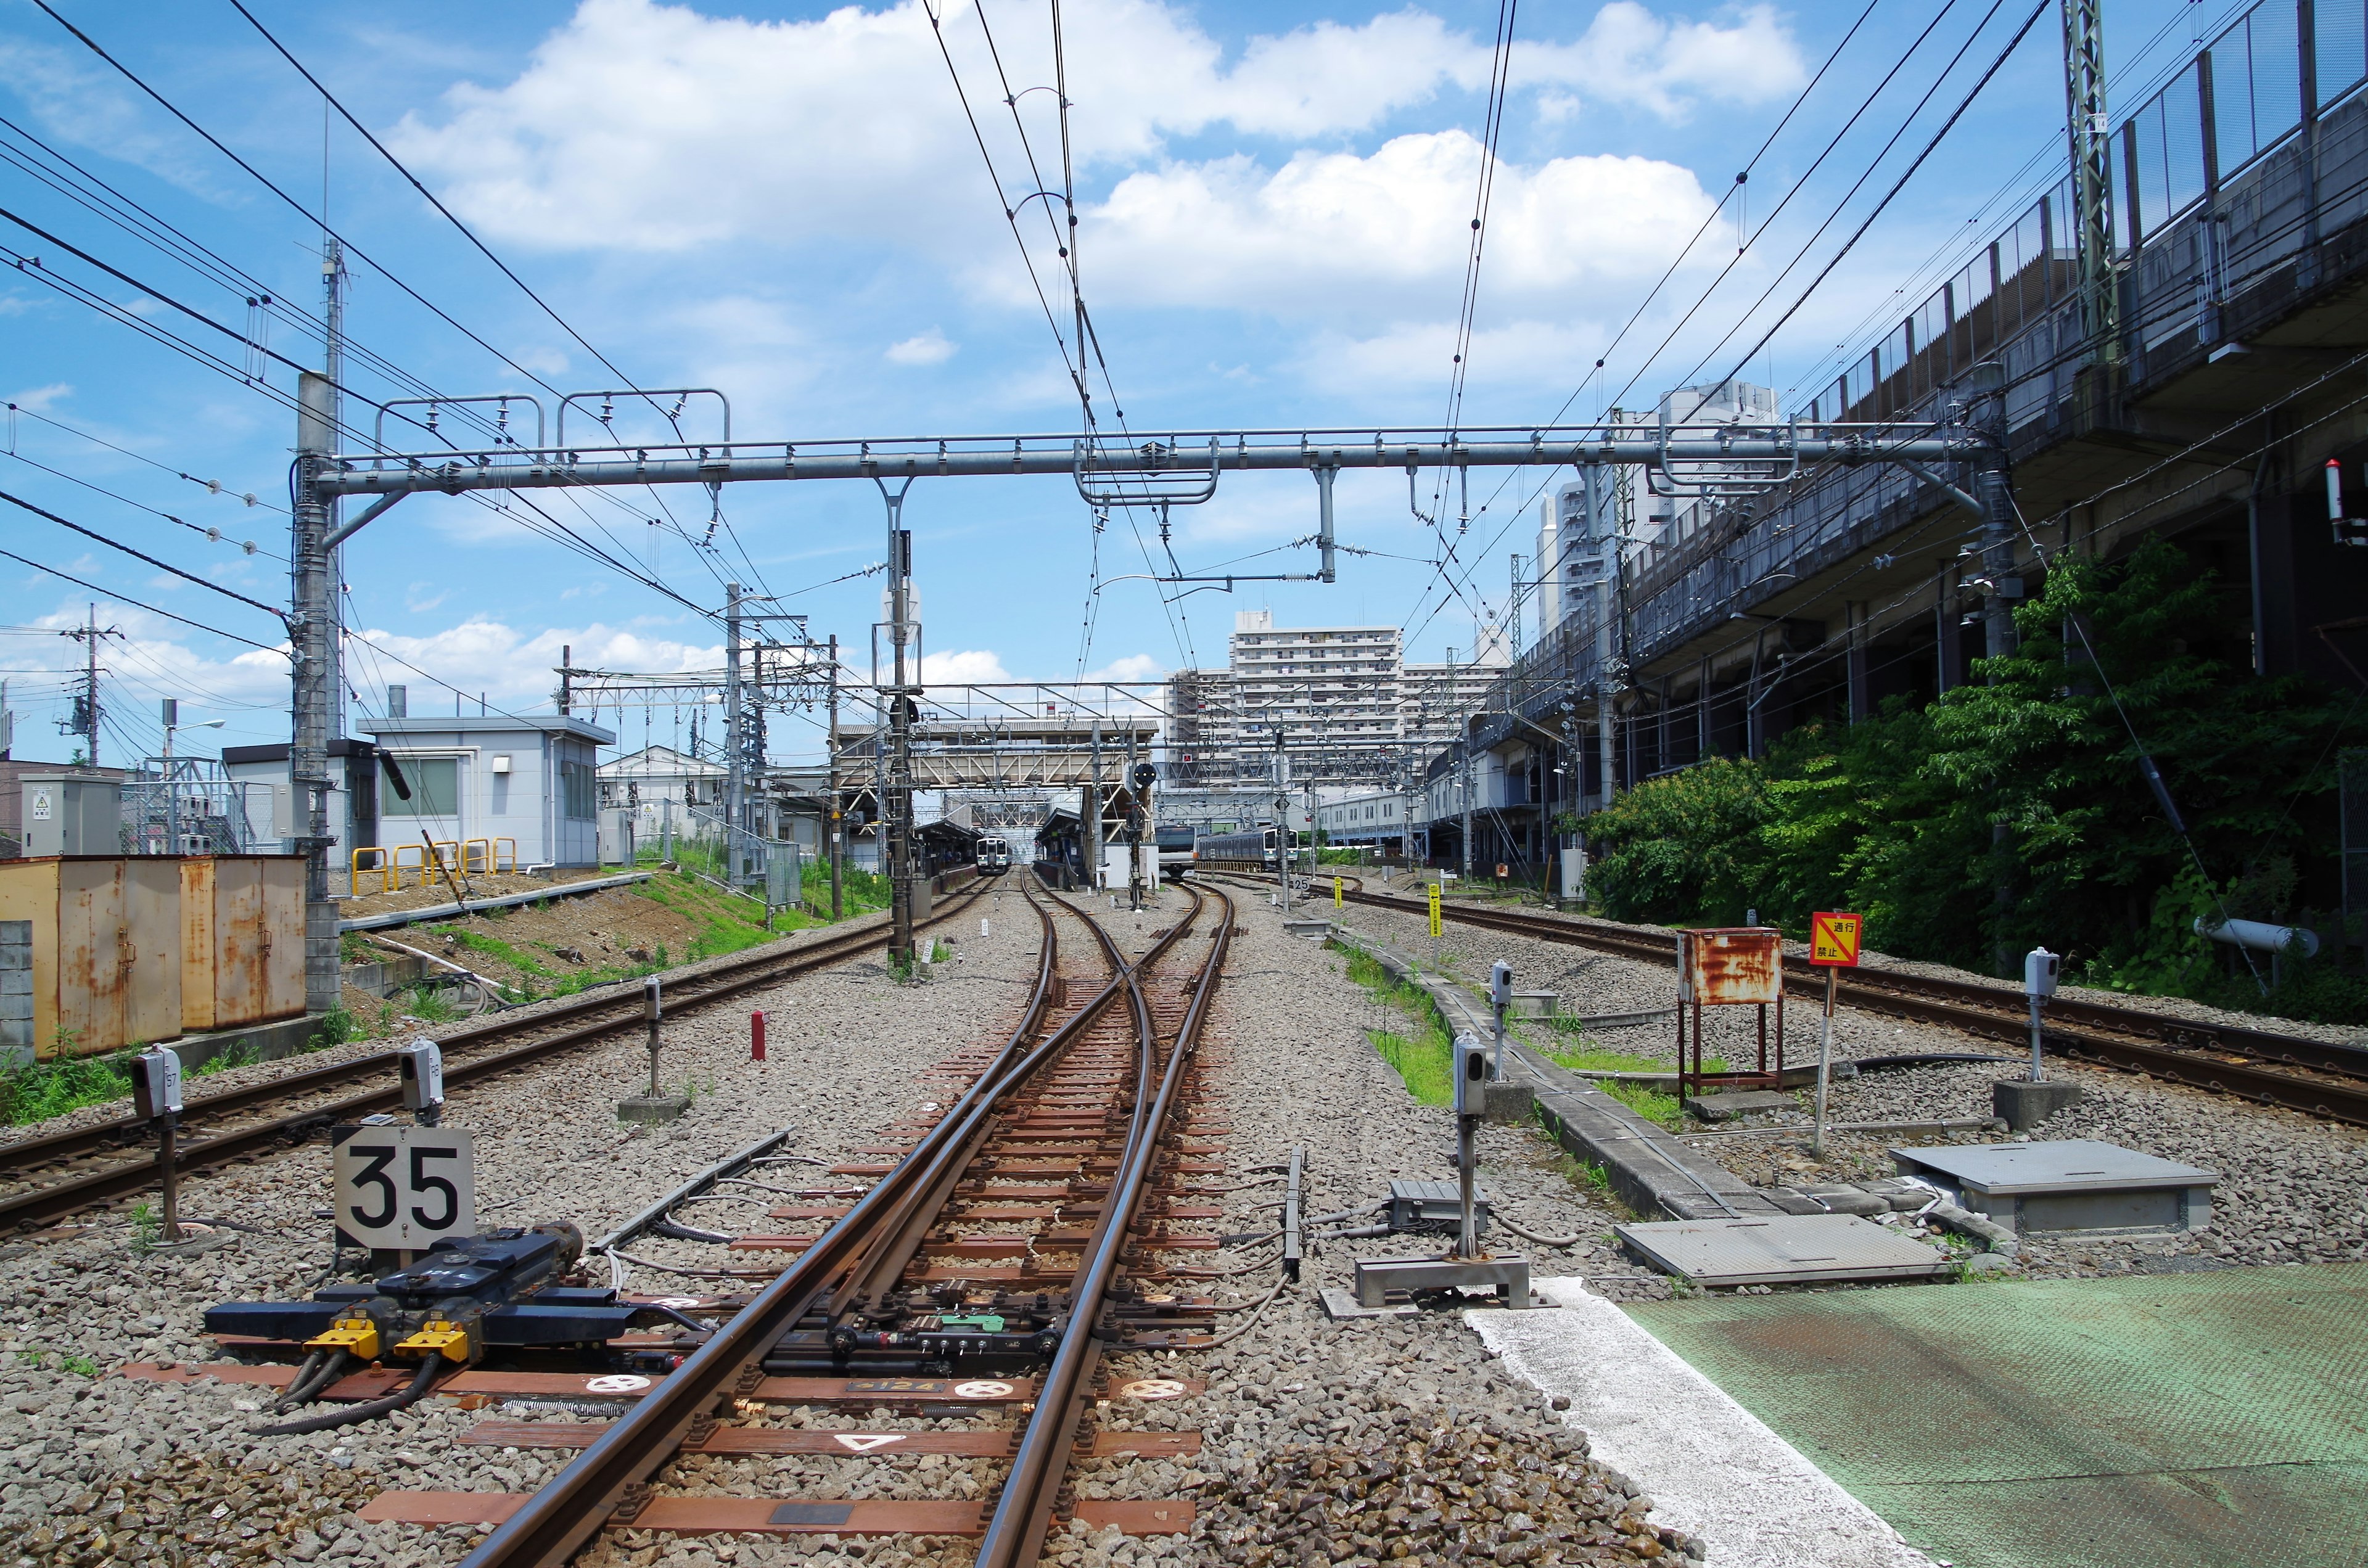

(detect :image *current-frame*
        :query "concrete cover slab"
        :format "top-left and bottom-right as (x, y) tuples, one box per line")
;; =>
(1621, 1262), (2368, 1568)
(1889, 1138), (2216, 1194)
(1467, 1279), (1936, 1568)
(1618, 1215), (1953, 1286)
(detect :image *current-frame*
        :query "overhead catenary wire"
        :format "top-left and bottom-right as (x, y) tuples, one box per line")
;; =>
(0, 488), (289, 625)
(0, 546), (282, 652)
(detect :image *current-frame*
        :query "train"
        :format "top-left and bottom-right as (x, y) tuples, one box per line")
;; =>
(1154, 821), (1197, 872)
(974, 835), (1011, 875)
(1192, 827), (1280, 872)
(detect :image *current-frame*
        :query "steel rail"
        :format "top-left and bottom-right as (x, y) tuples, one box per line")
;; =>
(1315, 879), (2368, 1127)
(978, 885), (1233, 1568)
(0, 884), (989, 1231)
(453, 877), (1206, 1568)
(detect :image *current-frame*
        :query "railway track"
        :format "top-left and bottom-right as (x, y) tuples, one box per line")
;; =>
(1254, 871), (2368, 1129)
(0, 877), (992, 1231)
(329, 872), (1237, 1567)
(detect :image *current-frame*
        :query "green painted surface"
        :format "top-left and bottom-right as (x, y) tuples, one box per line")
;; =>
(1626, 1263), (2368, 1568)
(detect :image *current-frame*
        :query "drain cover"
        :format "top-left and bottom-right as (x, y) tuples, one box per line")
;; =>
(1616, 1214), (1951, 1287)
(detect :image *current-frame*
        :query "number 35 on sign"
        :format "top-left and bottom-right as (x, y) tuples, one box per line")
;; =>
(332, 1124), (475, 1249)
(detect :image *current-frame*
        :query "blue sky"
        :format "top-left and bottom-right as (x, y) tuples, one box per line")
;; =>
(0, 0), (2224, 768)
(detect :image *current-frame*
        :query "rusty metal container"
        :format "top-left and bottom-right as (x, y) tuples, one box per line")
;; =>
(0, 855), (304, 1058)
(1677, 927), (1787, 1098)
(1680, 927), (1784, 1005)
(179, 856), (305, 1032)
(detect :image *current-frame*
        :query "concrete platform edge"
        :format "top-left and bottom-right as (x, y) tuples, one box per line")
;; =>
(1467, 1278), (1938, 1568)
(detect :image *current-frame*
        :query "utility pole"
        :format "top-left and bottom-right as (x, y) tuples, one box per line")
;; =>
(878, 480), (918, 961)
(1084, 722), (1103, 892)
(322, 237), (348, 742)
(2061, 0), (2116, 366)
(1509, 552), (1524, 652)
(1451, 647), (1473, 883)
(724, 582), (744, 884)
(557, 644), (572, 716)
(826, 633), (843, 919)
(292, 371), (340, 1014)
(1273, 727), (1290, 909)
(1124, 725), (1144, 911)
(69, 604), (102, 766)
(1587, 464), (1618, 815)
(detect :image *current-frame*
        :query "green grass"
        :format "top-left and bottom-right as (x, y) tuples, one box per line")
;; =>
(1340, 945), (1457, 1107)
(193, 1041), (259, 1077)
(633, 870), (799, 959)
(399, 986), (464, 1025)
(0, 1051), (134, 1126)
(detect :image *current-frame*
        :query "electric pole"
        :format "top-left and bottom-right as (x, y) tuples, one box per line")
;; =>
(1084, 721), (1103, 892)
(323, 237), (348, 742)
(62, 605), (106, 766)
(725, 581), (744, 882)
(878, 480), (918, 962)
(827, 633), (843, 919)
(2062, 0), (2116, 366)
(292, 371), (340, 1014)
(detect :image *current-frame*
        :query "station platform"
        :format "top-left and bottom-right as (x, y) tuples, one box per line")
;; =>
(1478, 1264), (2368, 1568)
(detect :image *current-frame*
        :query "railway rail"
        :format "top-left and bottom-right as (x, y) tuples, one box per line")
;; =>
(0, 877), (991, 1231)
(337, 872), (1236, 1567)
(1264, 872), (2368, 1129)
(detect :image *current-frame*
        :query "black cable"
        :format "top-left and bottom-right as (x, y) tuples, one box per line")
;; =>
(0, 545), (280, 651)
(28, 0), (585, 403)
(224, 1), (656, 402)
(250, 1354), (440, 1436)
(1701, 0), (2052, 396)
(0, 488), (288, 623)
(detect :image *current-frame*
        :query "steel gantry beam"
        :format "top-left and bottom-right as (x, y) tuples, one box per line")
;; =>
(313, 422), (1986, 502)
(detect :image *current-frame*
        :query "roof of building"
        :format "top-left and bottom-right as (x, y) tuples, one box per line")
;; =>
(360, 715), (615, 745)
(599, 744), (724, 776)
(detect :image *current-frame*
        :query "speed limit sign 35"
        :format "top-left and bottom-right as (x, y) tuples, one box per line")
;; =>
(332, 1124), (476, 1250)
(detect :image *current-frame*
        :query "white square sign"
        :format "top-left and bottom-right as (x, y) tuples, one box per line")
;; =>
(332, 1124), (475, 1250)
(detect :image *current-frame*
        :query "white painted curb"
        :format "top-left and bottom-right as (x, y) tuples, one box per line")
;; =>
(1466, 1278), (1939, 1568)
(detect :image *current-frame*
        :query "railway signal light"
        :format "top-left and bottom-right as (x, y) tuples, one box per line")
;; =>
(397, 1038), (445, 1126)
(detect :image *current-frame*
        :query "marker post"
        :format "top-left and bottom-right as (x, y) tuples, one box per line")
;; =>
(1807, 912), (1864, 1157)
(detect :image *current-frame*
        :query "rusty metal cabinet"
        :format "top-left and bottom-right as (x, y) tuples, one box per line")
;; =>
(180, 856), (305, 1031)
(0, 855), (305, 1057)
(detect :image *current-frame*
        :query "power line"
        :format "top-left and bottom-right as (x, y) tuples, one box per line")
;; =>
(0, 486), (289, 623)
(0, 546), (283, 651)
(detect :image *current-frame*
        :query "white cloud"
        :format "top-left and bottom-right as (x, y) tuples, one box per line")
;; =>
(346, 619), (723, 712)
(886, 329), (958, 366)
(1079, 133), (1716, 315)
(1085, 652), (1166, 683)
(6, 382), (73, 413)
(388, 0), (1799, 261)
(920, 648), (1013, 684)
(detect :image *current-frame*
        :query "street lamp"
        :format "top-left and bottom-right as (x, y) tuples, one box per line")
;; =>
(162, 715), (225, 760)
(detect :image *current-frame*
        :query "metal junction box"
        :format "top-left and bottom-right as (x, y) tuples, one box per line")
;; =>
(1889, 1139), (2217, 1236)
(1388, 1178), (1490, 1236)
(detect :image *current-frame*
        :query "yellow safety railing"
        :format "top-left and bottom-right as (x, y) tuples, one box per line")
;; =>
(460, 838), (494, 874)
(350, 847), (394, 894)
(493, 837), (519, 872)
(392, 843), (428, 889)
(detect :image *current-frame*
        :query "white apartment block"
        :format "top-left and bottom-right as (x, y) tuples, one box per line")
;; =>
(1228, 610), (1402, 782)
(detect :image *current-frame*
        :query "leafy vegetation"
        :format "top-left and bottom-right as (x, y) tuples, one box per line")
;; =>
(1341, 946), (1456, 1106)
(0, 1050), (134, 1125)
(1582, 538), (2366, 1022)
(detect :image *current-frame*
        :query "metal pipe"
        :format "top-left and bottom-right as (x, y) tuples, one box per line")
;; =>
(315, 430), (1980, 498)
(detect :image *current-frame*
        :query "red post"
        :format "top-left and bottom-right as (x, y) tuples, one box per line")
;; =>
(750, 1010), (767, 1062)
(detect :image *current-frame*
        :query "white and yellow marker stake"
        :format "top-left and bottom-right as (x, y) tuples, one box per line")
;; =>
(1807, 911), (1863, 1156)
